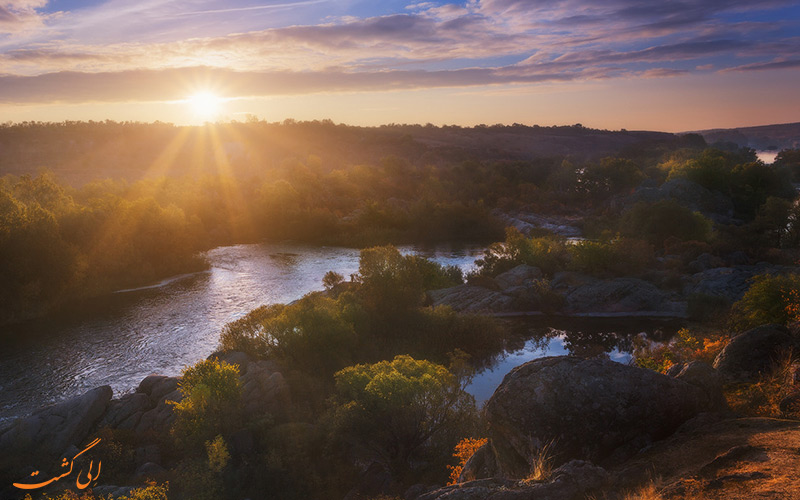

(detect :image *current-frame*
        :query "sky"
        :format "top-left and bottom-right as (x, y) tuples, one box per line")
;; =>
(0, 0), (799, 131)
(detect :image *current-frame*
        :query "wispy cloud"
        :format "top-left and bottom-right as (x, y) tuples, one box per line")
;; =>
(0, 0), (797, 104)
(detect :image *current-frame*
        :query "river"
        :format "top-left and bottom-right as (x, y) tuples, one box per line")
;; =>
(0, 242), (678, 425)
(0, 242), (483, 425)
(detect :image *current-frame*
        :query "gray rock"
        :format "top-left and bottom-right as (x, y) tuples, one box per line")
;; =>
(458, 442), (496, 483)
(135, 388), (182, 437)
(713, 325), (798, 381)
(0, 385), (112, 458)
(494, 265), (543, 291)
(560, 276), (687, 317)
(485, 357), (717, 478)
(428, 285), (516, 313)
(674, 361), (726, 410)
(241, 360), (290, 418)
(99, 393), (150, 430)
(688, 253), (722, 274)
(685, 265), (790, 303)
(135, 461), (166, 479)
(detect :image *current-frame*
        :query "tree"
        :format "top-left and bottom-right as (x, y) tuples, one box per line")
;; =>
(332, 355), (477, 481)
(170, 359), (242, 449)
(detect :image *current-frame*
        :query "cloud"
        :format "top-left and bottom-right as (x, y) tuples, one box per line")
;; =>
(726, 59), (800, 72)
(0, 0), (797, 104)
(0, 0), (49, 33)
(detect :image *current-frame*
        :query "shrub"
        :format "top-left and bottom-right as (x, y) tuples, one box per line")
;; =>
(474, 227), (568, 277)
(447, 437), (488, 485)
(730, 273), (800, 330)
(620, 200), (712, 247)
(332, 355), (478, 481)
(220, 294), (361, 376)
(170, 359), (242, 448)
(322, 270), (344, 290)
(568, 237), (654, 276)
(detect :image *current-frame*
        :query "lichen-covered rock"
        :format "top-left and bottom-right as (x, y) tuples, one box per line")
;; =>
(485, 357), (717, 478)
(560, 276), (687, 317)
(427, 285), (516, 313)
(494, 265), (543, 291)
(713, 325), (797, 381)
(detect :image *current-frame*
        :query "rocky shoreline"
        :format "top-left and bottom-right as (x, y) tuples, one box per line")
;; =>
(427, 262), (792, 319)
(2, 324), (798, 500)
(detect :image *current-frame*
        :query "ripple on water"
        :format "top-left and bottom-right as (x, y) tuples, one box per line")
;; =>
(0, 242), (483, 422)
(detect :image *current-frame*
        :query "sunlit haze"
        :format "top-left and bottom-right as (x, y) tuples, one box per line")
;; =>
(0, 1), (798, 130)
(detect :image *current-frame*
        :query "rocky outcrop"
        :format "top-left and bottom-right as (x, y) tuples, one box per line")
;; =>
(485, 356), (720, 478)
(493, 265), (543, 291)
(555, 274), (688, 317)
(684, 266), (785, 303)
(713, 325), (798, 381)
(491, 211), (583, 238)
(0, 385), (112, 459)
(428, 285), (516, 313)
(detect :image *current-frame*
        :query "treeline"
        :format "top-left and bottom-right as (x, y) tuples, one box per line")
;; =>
(3, 116), (800, 326)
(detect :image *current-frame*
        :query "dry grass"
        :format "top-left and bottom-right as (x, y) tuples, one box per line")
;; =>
(521, 440), (555, 483)
(621, 483), (663, 500)
(725, 349), (799, 418)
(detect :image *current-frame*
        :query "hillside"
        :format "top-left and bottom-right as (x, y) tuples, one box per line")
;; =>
(0, 121), (681, 185)
(692, 122), (800, 151)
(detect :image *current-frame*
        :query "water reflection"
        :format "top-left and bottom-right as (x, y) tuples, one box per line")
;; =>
(465, 317), (681, 405)
(0, 242), (482, 425)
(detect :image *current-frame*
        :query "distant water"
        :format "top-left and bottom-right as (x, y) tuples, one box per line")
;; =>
(0, 242), (482, 425)
(465, 317), (679, 405)
(756, 150), (778, 164)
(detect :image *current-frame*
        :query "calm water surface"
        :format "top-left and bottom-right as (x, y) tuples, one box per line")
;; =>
(0, 243), (678, 425)
(0, 243), (481, 425)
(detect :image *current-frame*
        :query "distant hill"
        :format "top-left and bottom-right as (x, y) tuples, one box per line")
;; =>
(691, 122), (800, 151)
(0, 121), (683, 185)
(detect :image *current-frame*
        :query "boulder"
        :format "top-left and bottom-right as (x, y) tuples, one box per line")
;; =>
(427, 285), (516, 313)
(560, 276), (687, 317)
(713, 325), (797, 381)
(494, 265), (543, 291)
(458, 442), (497, 483)
(135, 461), (166, 479)
(241, 360), (291, 418)
(485, 357), (718, 478)
(0, 385), (112, 458)
(98, 393), (150, 430)
(673, 361), (727, 410)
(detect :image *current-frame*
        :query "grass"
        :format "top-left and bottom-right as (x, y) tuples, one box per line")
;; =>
(521, 440), (554, 484)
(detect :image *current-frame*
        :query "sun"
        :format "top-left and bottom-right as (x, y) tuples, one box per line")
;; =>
(186, 91), (224, 120)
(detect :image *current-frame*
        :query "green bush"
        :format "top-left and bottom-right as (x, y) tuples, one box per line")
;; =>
(729, 273), (800, 330)
(567, 237), (653, 276)
(332, 355), (478, 482)
(474, 227), (568, 277)
(620, 200), (713, 247)
(220, 294), (362, 376)
(170, 359), (242, 449)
